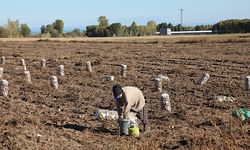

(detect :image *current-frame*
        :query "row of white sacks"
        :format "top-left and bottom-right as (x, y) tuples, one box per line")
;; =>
(1, 56), (250, 91)
(0, 57), (127, 78)
(0, 57), (128, 96)
(95, 73), (242, 121)
(2, 56), (248, 92)
(154, 72), (250, 93)
(0, 57), (246, 111)
(95, 93), (236, 121)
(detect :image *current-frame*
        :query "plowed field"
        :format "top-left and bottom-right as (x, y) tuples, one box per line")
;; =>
(0, 40), (250, 149)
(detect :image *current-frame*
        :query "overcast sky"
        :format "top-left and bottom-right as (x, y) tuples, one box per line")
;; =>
(0, 0), (250, 30)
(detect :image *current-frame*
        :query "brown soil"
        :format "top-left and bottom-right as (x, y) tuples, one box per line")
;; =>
(0, 41), (250, 149)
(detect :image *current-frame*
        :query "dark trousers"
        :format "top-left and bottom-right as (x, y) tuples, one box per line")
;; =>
(137, 107), (149, 129)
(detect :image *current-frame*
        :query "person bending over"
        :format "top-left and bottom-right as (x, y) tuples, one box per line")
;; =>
(112, 84), (150, 131)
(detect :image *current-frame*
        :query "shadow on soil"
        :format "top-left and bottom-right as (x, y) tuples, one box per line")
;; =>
(46, 123), (88, 132)
(93, 126), (117, 135)
(63, 124), (88, 131)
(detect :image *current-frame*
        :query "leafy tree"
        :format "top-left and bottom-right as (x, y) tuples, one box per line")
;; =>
(107, 23), (123, 37)
(173, 24), (182, 31)
(6, 19), (21, 38)
(40, 19), (64, 37)
(129, 21), (137, 36)
(195, 25), (202, 31)
(213, 19), (250, 33)
(41, 32), (51, 38)
(246, 21), (250, 32)
(20, 24), (31, 37)
(147, 20), (157, 35)
(65, 28), (83, 37)
(167, 23), (173, 29)
(122, 26), (129, 36)
(45, 24), (53, 33)
(157, 22), (168, 31)
(96, 27), (108, 37)
(72, 28), (82, 37)
(137, 25), (147, 36)
(41, 25), (46, 34)
(182, 26), (191, 31)
(53, 19), (64, 34)
(86, 25), (98, 37)
(98, 16), (109, 28)
(50, 29), (60, 37)
(0, 27), (8, 38)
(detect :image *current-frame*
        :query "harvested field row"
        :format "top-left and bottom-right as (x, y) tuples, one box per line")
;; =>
(0, 41), (250, 149)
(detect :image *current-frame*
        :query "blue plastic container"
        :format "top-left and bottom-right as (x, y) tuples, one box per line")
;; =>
(119, 119), (131, 136)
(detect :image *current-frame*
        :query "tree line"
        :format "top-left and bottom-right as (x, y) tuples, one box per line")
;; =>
(212, 19), (250, 34)
(0, 17), (250, 38)
(0, 19), (31, 38)
(86, 16), (158, 37)
(85, 17), (250, 37)
(0, 19), (84, 38)
(40, 19), (84, 38)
